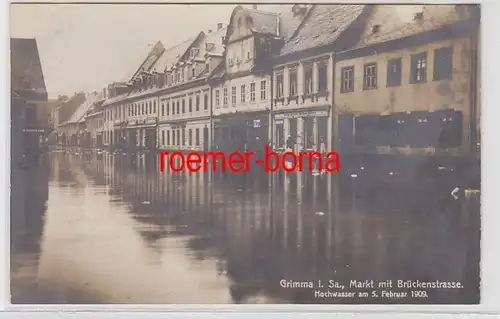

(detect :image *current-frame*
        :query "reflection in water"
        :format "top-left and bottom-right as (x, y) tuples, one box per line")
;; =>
(11, 151), (480, 304)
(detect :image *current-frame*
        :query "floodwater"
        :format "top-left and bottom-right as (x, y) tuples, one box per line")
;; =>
(10, 151), (480, 304)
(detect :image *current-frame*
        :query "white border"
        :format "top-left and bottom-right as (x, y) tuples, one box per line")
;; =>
(3, 0), (499, 316)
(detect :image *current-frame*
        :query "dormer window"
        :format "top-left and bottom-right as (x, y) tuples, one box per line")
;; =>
(372, 25), (380, 34)
(414, 12), (424, 20)
(191, 67), (195, 78)
(228, 58), (233, 66)
(205, 42), (215, 52)
(190, 48), (199, 58)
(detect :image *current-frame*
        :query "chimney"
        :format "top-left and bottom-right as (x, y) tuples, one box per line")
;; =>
(252, 4), (257, 10)
(217, 23), (223, 31)
(208, 29), (212, 33)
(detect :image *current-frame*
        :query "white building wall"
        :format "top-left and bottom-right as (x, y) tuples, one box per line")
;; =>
(158, 83), (211, 151)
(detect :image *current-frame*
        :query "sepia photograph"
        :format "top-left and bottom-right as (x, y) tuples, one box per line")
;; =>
(10, 2), (481, 305)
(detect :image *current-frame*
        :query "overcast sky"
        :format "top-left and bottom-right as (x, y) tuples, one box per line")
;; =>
(10, 3), (254, 98)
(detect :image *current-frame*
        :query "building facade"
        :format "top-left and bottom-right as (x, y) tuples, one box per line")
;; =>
(11, 38), (49, 158)
(333, 4), (480, 164)
(210, 6), (282, 155)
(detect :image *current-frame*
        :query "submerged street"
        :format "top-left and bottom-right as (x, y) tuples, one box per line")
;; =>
(11, 151), (480, 304)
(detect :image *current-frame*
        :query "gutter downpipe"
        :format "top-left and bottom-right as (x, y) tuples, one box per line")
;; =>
(469, 14), (479, 156)
(331, 52), (338, 154)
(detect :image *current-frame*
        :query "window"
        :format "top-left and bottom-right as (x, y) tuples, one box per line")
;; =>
(191, 67), (195, 78)
(182, 99), (185, 113)
(289, 67), (298, 96)
(195, 95), (200, 112)
(340, 66), (354, 93)
(182, 128), (185, 146)
(434, 46), (453, 81)
(260, 80), (267, 100)
(276, 72), (284, 98)
(223, 88), (228, 106)
(241, 85), (246, 103)
(153, 100), (156, 114)
(149, 101), (152, 114)
(215, 90), (220, 107)
(318, 60), (328, 92)
(189, 98), (192, 112)
(411, 52), (427, 83)
(304, 63), (313, 95)
(204, 94), (208, 110)
(387, 58), (402, 87)
(363, 63), (377, 90)
(142, 103), (145, 115)
(276, 121), (285, 148)
(167, 130), (170, 146)
(195, 128), (200, 145)
(250, 82), (256, 102)
(161, 103), (165, 116)
(231, 86), (236, 106)
(188, 129), (192, 146)
(172, 130), (176, 145)
(166, 102), (170, 116)
(176, 101), (180, 114)
(161, 130), (165, 145)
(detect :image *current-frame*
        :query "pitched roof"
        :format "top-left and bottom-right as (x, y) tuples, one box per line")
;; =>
(64, 92), (104, 124)
(279, 5), (366, 56)
(246, 9), (279, 36)
(57, 92), (87, 124)
(355, 4), (471, 47)
(150, 35), (200, 73)
(10, 38), (47, 97)
(119, 41), (165, 83)
(277, 5), (313, 41)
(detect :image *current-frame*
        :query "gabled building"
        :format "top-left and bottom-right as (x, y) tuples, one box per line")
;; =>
(11, 38), (49, 158)
(209, 5), (284, 154)
(157, 26), (226, 152)
(101, 41), (166, 150)
(270, 4), (371, 153)
(58, 92), (104, 146)
(126, 34), (202, 152)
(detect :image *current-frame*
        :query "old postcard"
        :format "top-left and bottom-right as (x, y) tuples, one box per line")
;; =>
(10, 3), (481, 304)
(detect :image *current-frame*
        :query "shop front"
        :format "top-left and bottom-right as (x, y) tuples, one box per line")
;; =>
(213, 111), (270, 155)
(273, 108), (330, 153)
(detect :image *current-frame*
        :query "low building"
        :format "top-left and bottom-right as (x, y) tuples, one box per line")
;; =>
(83, 96), (106, 148)
(57, 92), (104, 146)
(333, 4), (480, 169)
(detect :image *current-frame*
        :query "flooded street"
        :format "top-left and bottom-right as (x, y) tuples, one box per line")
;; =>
(11, 151), (480, 304)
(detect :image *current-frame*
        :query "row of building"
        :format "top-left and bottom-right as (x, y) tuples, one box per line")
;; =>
(53, 4), (481, 164)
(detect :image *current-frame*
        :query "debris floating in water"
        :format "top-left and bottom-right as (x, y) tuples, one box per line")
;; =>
(350, 174), (358, 178)
(464, 189), (480, 197)
(142, 201), (151, 205)
(315, 212), (325, 216)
